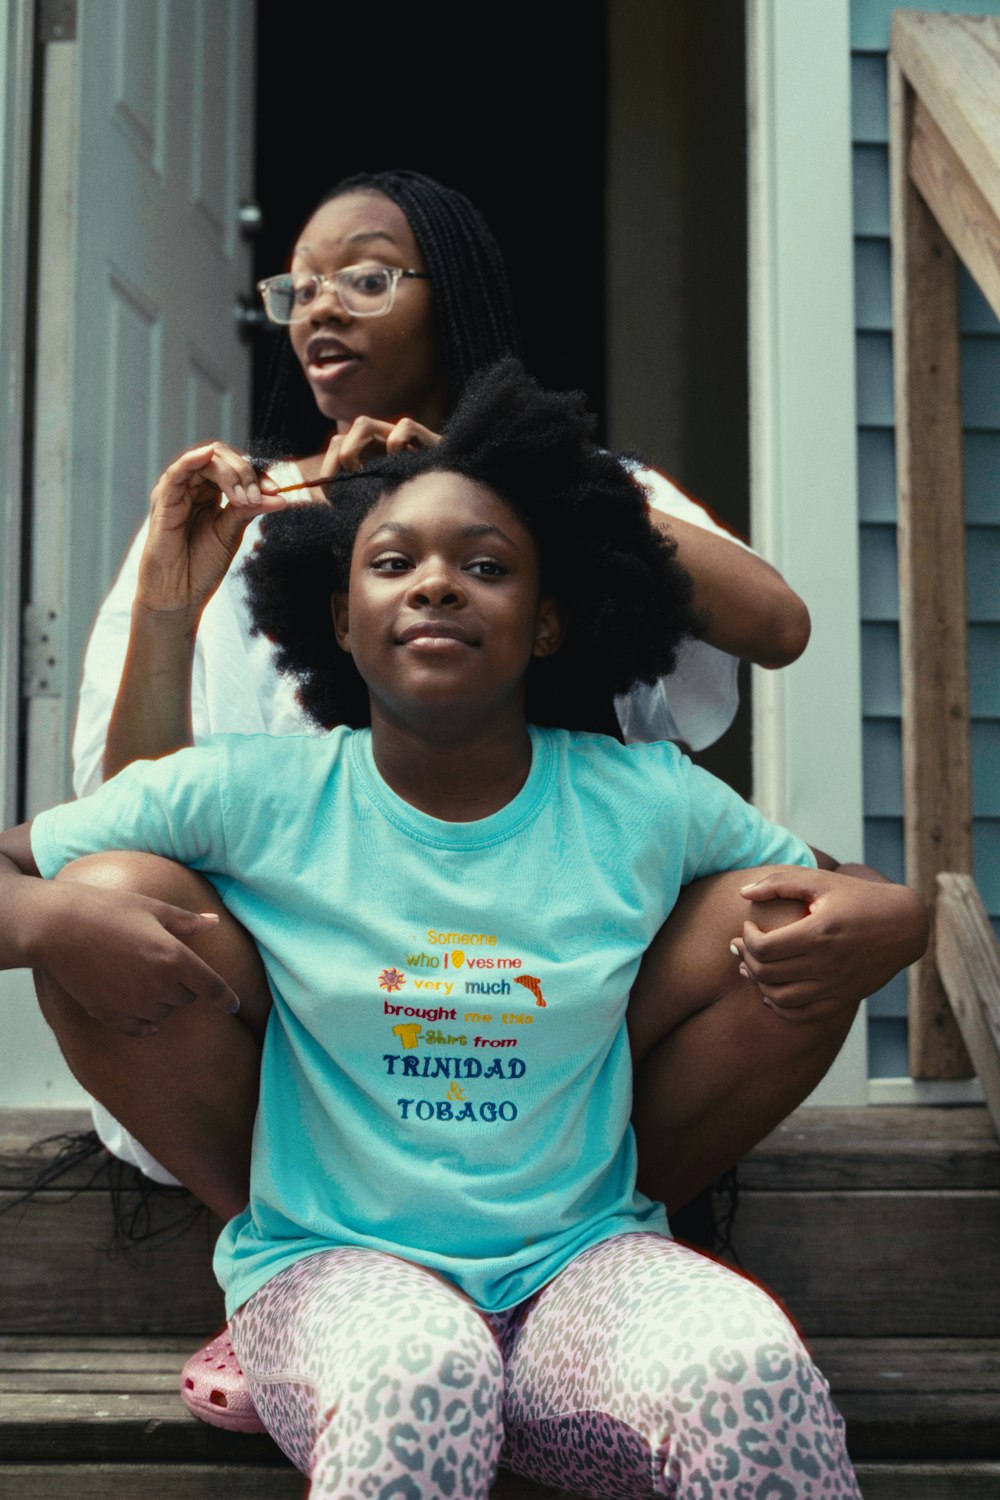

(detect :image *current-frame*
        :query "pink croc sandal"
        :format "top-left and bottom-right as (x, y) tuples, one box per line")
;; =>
(179, 1327), (266, 1434)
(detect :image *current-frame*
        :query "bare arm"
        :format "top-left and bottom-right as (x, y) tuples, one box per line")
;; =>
(100, 419), (440, 784)
(650, 510), (811, 668)
(102, 444), (286, 781)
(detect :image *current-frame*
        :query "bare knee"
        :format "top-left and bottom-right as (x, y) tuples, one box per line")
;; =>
(51, 852), (270, 1033)
(629, 867), (802, 1063)
(55, 850), (226, 916)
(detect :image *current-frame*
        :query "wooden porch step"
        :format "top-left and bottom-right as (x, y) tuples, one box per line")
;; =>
(1, 1465), (999, 1500)
(4, 1106), (999, 1339)
(721, 1105), (1000, 1336)
(2, 1107), (998, 1496)
(2, 1334), (997, 1463)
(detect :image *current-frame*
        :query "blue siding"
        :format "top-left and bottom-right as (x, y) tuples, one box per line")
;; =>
(852, 1), (1000, 1075)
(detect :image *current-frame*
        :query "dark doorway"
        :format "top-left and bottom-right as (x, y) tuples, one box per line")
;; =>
(251, 1), (607, 433)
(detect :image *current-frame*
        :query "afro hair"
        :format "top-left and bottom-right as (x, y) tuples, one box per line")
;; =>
(242, 359), (703, 735)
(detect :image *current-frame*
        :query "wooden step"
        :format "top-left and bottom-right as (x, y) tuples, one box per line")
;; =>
(0, 1464), (999, 1500)
(4, 1106), (999, 1339)
(0, 1110), (225, 1336)
(718, 1105), (1000, 1336)
(856, 1466), (1000, 1499)
(2, 1334), (997, 1463)
(2, 1106), (998, 1498)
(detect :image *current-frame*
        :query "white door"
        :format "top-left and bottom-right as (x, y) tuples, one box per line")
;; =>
(25, 0), (255, 815)
(5, 0), (255, 1109)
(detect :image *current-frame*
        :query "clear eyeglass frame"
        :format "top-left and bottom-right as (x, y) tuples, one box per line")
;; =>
(256, 264), (431, 324)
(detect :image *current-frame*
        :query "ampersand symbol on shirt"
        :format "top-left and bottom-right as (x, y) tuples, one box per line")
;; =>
(446, 1081), (466, 1101)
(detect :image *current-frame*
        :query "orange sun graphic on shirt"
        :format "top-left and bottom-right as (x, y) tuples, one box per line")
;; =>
(378, 968), (406, 993)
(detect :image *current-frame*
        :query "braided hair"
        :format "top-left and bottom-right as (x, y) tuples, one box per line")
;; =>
(254, 171), (521, 458)
(243, 359), (702, 735)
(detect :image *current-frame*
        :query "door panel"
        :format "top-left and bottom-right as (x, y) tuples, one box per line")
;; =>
(32, 0), (254, 813)
(10, 1), (255, 1108)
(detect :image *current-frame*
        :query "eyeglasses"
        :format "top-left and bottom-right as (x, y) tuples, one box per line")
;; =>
(257, 264), (431, 324)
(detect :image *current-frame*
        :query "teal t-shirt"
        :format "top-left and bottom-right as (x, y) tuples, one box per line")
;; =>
(32, 726), (814, 1314)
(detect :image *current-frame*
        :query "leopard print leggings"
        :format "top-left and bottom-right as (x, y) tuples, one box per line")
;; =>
(229, 1233), (860, 1499)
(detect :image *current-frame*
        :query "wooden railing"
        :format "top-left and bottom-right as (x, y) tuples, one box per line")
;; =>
(889, 9), (1000, 1127)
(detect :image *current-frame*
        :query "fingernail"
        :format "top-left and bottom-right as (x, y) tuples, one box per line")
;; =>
(739, 964), (750, 979)
(739, 882), (761, 893)
(198, 911), (220, 922)
(729, 943), (740, 957)
(228, 999), (241, 1015)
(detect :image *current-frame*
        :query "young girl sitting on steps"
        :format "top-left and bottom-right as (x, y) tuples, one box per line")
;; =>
(0, 362), (924, 1497)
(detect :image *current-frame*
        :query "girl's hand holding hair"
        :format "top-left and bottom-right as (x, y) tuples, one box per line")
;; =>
(138, 441), (286, 618)
(732, 865), (929, 1022)
(317, 414), (440, 480)
(102, 444), (284, 782)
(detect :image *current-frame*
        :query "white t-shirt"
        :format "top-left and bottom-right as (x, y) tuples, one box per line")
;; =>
(71, 462), (750, 799)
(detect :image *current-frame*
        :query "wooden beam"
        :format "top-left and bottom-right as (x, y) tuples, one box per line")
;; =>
(936, 874), (1000, 1141)
(891, 11), (1000, 229)
(888, 59), (973, 1079)
(910, 95), (1000, 325)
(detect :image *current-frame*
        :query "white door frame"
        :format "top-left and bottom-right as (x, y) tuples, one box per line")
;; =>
(0, 0), (35, 829)
(746, 0), (868, 1103)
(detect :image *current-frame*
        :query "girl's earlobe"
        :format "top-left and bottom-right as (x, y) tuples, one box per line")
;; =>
(331, 593), (352, 654)
(532, 598), (567, 659)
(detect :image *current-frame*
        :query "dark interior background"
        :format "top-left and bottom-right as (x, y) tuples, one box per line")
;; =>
(250, 1), (749, 795)
(251, 1), (608, 429)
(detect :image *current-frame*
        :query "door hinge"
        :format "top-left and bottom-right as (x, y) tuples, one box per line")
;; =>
(38, 0), (76, 43)
(22, 603), (65, 699)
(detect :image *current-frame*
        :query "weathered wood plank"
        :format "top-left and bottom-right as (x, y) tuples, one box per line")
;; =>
(888, 55), (973, 1080)
(0, 1191), (225, 1335)
(3, 1336), (998, 1462)
(0, 1391), (288, 1465)
(813, 1336), (1000, 1392)
(728, 1191), (1000, 1336)
(8, 1333), (999, 1387)
(821, 1335), (1000, 1460)
(855, 1464), (1000, 1500)
(891, 10), (1000, 227)
(0, 1335), (195, 1358)
(0, 1467), (307, 1500)
(0, 1466), (580, 1500)
(17, 1465), (1000, 1500)
(0, 1109), (104, 1190)
(936, 875), (1000, 1140)
(737, 1106), (999, 1190)
(6, 1106), (997, 1198)
(909, 95), (1000, 325)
